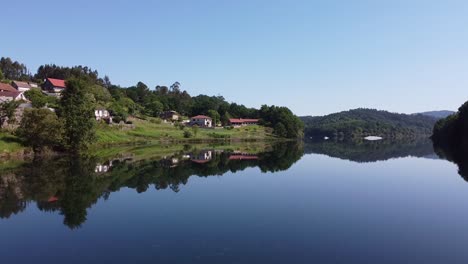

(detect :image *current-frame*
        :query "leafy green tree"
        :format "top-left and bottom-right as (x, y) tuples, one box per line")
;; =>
(273, 123), (286, 137)
(24, 89), (48, 108)
(0, 100), (20, 124)
(87, 84), (112, 103)
(58, 78), (96, 153)
(145, 100), (164, 117)
(192, 125), (199, 137)
(183, 130), (193, 138)
(221, 112), (232, 126)
(0, 57), (31, 81)
(16, 108), (63, 153)
(0, 69), (3, 80)
(207, 109), (221, 126)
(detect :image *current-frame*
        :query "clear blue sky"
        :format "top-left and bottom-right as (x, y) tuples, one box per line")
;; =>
(2, 0), (467, 115)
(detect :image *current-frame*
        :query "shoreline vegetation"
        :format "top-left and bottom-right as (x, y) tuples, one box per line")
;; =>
(0, 57), (304, 157)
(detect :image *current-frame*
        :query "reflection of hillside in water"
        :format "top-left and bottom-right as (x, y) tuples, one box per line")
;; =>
(433, 141), (468, 182)
(0, 142), (303, 229)
(304, 138), (435, 163)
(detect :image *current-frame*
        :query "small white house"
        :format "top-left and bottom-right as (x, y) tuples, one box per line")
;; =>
(95, 109), (111, 122)
(190, 115), (212, 128)
(11, 81), (32, 92)
(160, 110), (179, 121)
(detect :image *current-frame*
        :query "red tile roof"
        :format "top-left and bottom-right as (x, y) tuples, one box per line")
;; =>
(48, 196), (59, 203)
(47, 78), (66, 88)
(229, 118), (259, 123)
(0, 83), (17, 92)
(191, 115), (212, 119)
(0, 91), (22, 98)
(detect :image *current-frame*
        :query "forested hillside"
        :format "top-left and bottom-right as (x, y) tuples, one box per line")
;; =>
(415, 110), (455, 119)
(301, 108), (437, 140)
(432, 101), (468, 148)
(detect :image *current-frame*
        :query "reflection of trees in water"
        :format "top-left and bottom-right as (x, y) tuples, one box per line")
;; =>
(304, 138), (435, 163)
(0, 142), (303, 229)
(433, 141), (468, 182)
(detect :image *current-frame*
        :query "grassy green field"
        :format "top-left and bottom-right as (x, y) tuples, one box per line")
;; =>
(0, 132), (27, 156)
(0, 117), (277, 155)
(95, 117), (276, 146)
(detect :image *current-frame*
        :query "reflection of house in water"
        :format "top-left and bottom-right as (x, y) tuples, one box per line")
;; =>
(95, 163), (112, 173)
(229, 152), (259, 160)
(48, 196), (59, 203)
(94, 156), (134, 173)
(191, 150), (213, 164)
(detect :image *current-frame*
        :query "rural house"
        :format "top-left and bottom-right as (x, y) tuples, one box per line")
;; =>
(43, 78), (66, 93)
(160, 111), (179, 121)
(0, 83), (17, 92)
(0, 91), (26, 103)
(95, 109), (112, 122)
(228, 118), (259, 127)
(191, 150), (213, 163)
(11, 81), (32, 92)
(190, 115), (212, 127)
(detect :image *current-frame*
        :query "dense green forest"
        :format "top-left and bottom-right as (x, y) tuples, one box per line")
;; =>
(0, 57), (304, 150)
(432, 101), (468, 149)
(431, 101), (468, 180)
(301, 108), (437, 140)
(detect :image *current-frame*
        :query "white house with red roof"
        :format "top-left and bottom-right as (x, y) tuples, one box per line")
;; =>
(0, 83), (26, 102)
(43, 78), (66, 93)
(190, 115), (213, 127)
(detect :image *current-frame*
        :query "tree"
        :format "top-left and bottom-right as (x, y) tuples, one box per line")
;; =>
(192, 125), (199, 137)
(0, 69), (3, 80)
(0, 100), (20, 125)
(207, 109), (220, 126)
(24, 89), (48, 108)
(274, 123), (287, 137)
(144, 100), (163, 117)
(16, 109), (63, 153)
(58, 78), (96, 153)
(0, 57), (30, 81)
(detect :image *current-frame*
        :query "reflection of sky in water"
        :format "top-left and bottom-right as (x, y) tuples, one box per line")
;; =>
(1, 149), (468, 263)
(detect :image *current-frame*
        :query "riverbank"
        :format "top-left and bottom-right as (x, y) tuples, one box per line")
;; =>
(95, 117), (276, 146)
(0, 118), (279, 157)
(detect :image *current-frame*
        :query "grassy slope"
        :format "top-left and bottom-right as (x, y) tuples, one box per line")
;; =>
(0, 117), (276, 155)
(95, 117), (275, 146)
(0, 132), (27, 154)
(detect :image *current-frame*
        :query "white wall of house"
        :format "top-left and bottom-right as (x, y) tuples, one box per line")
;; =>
(53, 87), (64, 93)
(95, 109), (110, 120)
(191, 118), (212, 127)
(17, 87), (30, 92)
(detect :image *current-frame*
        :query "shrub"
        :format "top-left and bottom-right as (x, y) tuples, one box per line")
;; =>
(183, 130), (193, 138)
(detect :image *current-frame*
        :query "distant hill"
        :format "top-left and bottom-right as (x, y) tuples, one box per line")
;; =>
(301, 108), (437, 140)
(414, 110), (455, 119)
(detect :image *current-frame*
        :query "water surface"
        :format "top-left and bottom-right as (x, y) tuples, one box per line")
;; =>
(1, 140), (467, 263)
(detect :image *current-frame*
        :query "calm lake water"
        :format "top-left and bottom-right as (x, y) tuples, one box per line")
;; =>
(1, 140), (468, 263)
